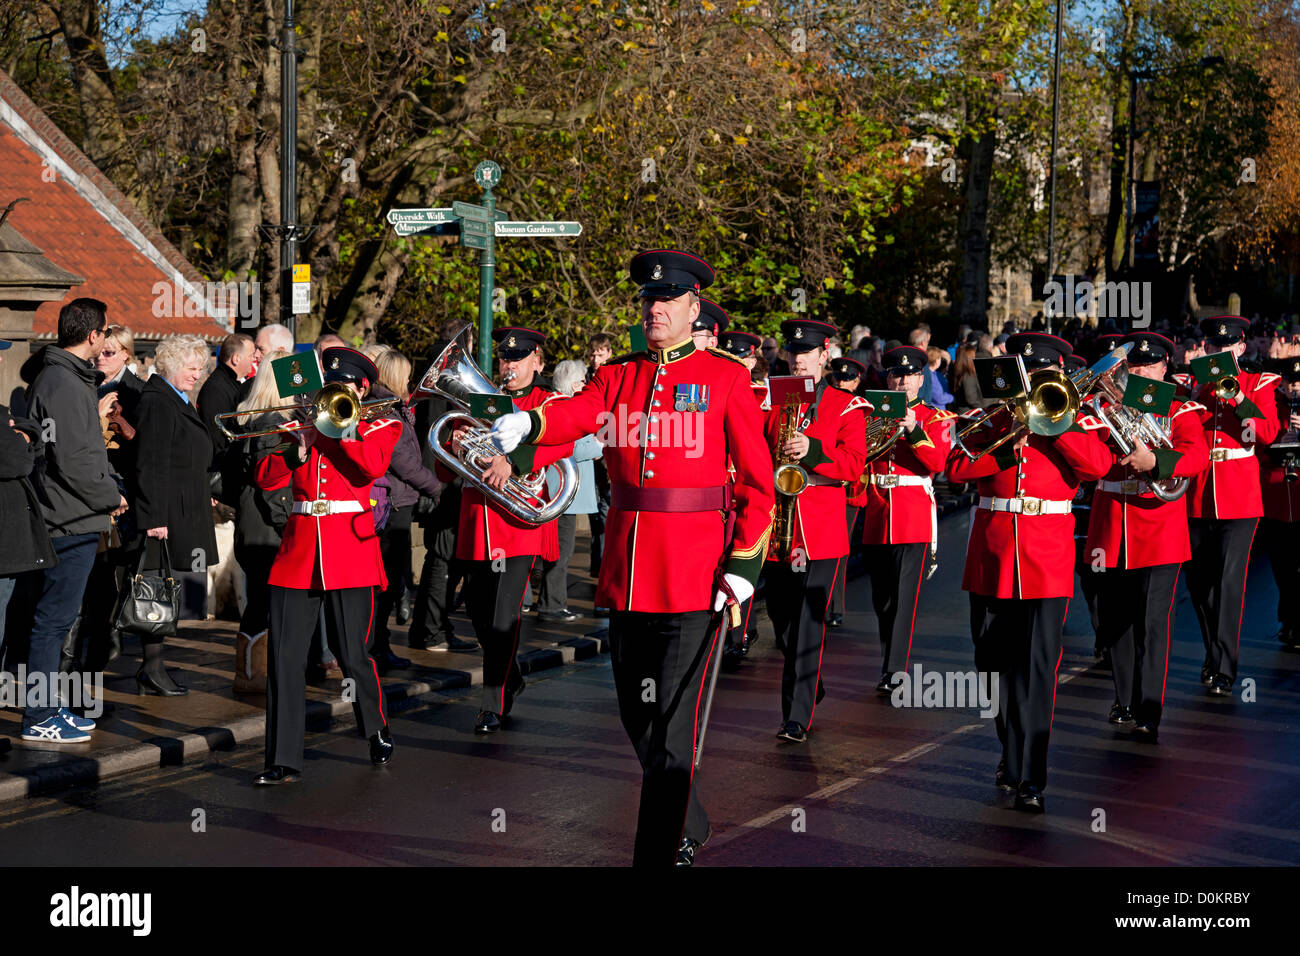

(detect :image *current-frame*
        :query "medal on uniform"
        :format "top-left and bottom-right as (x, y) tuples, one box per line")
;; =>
(674, 383), (708, 412)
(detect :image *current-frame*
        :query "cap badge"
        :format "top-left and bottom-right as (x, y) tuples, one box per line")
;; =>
(1219, 323), (1227, 335)
(1023, 342), (1033, 356)
(330, 356), (340, 370)
(651, 264), (663, 280)
(507, 335), (516, 348)
(794, 327), (804, 339)
(1139, 339), (1150, 352)
(1294, 361), (1299, 373)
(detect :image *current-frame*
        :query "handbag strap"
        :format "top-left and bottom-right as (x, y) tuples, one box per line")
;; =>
(133, 537), (176, 582)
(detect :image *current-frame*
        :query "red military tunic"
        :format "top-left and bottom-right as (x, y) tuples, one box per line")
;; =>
(1261, 388), (1300, 522)
(1085, 398), (1209, 569)
(445, 382), (574, 562)
(522, 339), (775, 613)
(1187, 370), (1282, 519)
(763, 382), (868, 562)
(858, 403), (955, 545)
(947, 417), (1112, 599)
(255, 417), (401, 590)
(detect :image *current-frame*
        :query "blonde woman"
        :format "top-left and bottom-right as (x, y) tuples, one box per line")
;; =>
(228, 350), (294, 693)
(131, 334), (219, 695)
(368, 347), (444, 669)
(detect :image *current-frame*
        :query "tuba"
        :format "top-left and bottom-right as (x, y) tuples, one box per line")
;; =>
(1089, 364), (1188, 502)
(419, 324), (578, 525)
(768, 392), (807, 561)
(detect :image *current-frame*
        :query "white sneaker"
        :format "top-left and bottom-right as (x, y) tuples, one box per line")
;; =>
(21, 714), (92, 743)
(58, 708), (96, 731)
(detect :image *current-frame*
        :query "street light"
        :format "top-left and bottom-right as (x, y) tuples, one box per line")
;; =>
(1045, 0), (1063, 335)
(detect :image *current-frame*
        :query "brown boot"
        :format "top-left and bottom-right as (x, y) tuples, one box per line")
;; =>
(234, 630), (268, 694)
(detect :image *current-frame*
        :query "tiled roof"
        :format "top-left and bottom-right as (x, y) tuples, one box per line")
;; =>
(0, 68), (230, 340)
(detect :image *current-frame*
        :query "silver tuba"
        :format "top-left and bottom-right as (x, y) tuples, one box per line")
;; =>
(418, 324), (579, 525)
(1089, 363), (1188, 502)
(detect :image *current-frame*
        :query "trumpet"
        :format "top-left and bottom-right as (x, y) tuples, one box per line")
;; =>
(214, 382), (403, 441)
(953, 344), (1130, 461)
(423, 324), (578, 525)
(1089, 366), (1187, 502)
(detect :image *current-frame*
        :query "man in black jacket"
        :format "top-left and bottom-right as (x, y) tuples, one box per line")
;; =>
(197, 332), (254, 457)
(24, 299), (128, 743)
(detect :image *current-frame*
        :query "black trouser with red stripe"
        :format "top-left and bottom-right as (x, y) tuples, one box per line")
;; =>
(609, 609), (720, 867)
(973, 594), (1067, 792)
(766, 557), (839, 729)
(863, 542), (927, 679)
(1097, 562), (1180, 728)
(1187, 517), (1258, 682)
(1261, 519), (1300, 631)
(464, 555), (535, 715)
(266, 585), (386, 771)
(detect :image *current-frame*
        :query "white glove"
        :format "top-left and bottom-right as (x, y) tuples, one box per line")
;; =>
(713, 572), (754, 612)
(490, 410), (532, 454)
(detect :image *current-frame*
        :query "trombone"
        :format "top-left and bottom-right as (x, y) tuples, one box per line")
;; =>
(214, 382), (403, 441)
(953, 344), (1131, 461)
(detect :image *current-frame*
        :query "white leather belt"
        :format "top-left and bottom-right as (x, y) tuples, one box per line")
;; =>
(292, 500), (364, 516)
(870, 473), (933, 491)
(1209, 446), (1254, 462)
(1097, 479), (1152, 496)
(979, 495), (1072, 516)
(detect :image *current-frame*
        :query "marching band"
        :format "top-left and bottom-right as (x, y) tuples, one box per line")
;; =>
(229, 248), (1295, 864)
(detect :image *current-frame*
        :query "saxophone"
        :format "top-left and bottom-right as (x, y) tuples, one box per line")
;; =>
(768, 393), (808, 561)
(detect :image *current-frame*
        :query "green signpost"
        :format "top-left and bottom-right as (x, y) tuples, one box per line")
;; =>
(386, 160), (581, 372)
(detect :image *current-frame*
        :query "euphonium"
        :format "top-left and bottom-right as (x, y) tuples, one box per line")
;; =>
(421, 324), (578, 525)
(1089, 367), (1188, 502)
(769, 393), (807, 561)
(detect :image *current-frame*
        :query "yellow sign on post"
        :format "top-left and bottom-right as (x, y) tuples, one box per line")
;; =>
(292, 264), (311, 283)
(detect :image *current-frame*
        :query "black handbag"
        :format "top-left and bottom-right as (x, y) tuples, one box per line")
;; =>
(112, 539), (180, 638)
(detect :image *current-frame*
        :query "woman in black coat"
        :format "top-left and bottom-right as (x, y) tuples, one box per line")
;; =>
(131, 335), (220, 696)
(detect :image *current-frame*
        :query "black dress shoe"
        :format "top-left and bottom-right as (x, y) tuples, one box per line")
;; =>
(1014, 783), (1045, 813)
(720, 642), (744, 672)
(776, 720), (806, 743)
(1200, 664), (1214, 686)
(1107, 703), (1135, 726)
(538, 609), (580, 624)
(136, 670), (188, 697)
(827, 613), (843, 628)
(255, 766), (300, 785)
(1207, 674), (1233, 697)
(876, 674), (901, 697)
(474, 710), (503, 734)
(444, 635), (480, 652)
(369, 725), (394, 764)
(395, 592), (412, 626)
(375, 649), (410, 671)
(675, 826), (711, 867)
(1132, 722), (1159, 743)
(995, 759), (1017, 792)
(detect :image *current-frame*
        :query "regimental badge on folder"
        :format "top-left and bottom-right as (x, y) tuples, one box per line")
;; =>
(974, 355), (1030, 402)
(468, 393), (515, 422)
(767, 375), (817, 406)
(1190, 351), (1240, 386)
(1121, 375), (1176, 416)
(271, 351), (323, 399)
(862, 390), (907, 419)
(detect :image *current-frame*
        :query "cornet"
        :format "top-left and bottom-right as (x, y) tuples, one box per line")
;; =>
(421, 324), (578, 525)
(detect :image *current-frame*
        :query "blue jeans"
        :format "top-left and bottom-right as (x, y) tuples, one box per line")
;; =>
(24, 533), (100, 729)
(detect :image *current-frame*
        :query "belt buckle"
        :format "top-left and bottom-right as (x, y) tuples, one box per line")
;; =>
(1210, 448), (1227, 462)
(310, 500), (329, 517)
(877, 475), (899, 489)
(1121, 480), (1139, 495)
(1020, 496), (1041, 516)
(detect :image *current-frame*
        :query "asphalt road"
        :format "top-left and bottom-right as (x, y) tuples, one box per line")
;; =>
(2, 511), (1297, 867)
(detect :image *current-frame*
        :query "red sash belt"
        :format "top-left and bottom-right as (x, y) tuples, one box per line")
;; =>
(611, 485), (732, 513)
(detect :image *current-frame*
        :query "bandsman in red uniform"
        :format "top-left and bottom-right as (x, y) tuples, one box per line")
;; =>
(762, 320), (868, 743)
(442, 326), (574, 734)
(1085, 332), (1208, 743)
(947, 332), (1112, 812)
(693, 297), (728, 350)
(717, 326), (767, 672)
(857, 345), (954, 695)
(253, 347), (400, 784)
(828, 355), (866, 629)
(1259, 357), (1300, 649)
(491, 250), (775, 867)
(1186, 316), (1281, 696)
